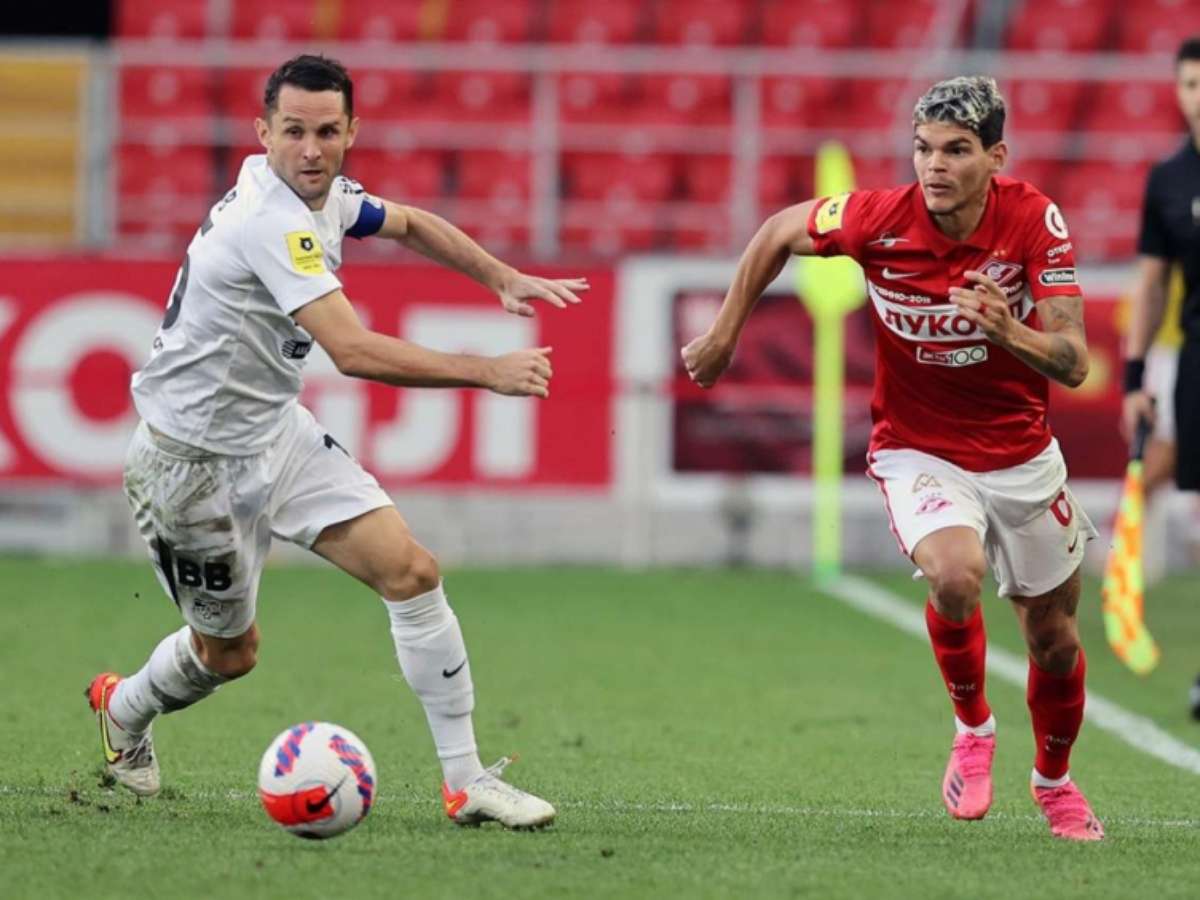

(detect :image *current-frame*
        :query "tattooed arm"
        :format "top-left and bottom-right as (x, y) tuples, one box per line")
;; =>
(950, 271), (1089, 388)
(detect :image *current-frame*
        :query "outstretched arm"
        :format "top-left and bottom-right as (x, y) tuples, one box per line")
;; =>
(376, 200), (588, 316)
(681, 200), (818, 388)
(950, 272), (1089, 388)
(295, 289), (553, 397)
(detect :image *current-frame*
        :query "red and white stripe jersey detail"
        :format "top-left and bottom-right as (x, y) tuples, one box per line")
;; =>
(807, 177), (1081, 472)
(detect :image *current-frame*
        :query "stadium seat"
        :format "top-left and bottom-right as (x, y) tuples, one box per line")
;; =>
(863, 0), (939, 49)
(761, 0), (860, 48)
(344, 149), (446, 202)
(633, 74), (733, 126)
(679, 154), (801, 211)
(1003, 79), (1085, 138)
(1117, 1), (1200, 53)
(119, 66), (213, 121)
(1006, 158), (1064, 197)
(562, 152), (677, 208)
(117, 142), (216, 238)
(558, 71), (632, 123)
(351, 69), (427, 120)
(337, 0), (423, 42)
(231, 0), (328, 41)
(652, 0), (752, 46)
(1006, 0), (1115, 53)
(421, 71), (532, 122)
(440, 0), (535, 43)
(1080, 82), (1182, 134)
(547, 0), (643, 44)
(819, 79), (907, 131)
(761, 77), (838, 127)
(456, 150), (531, 212)
(116, 0), (209, 39)
(560, 219), (658, 255)
(223, 68), (275, 121)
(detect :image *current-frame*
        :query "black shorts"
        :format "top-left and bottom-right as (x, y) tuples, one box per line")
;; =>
(1176, 340), (1200, 491)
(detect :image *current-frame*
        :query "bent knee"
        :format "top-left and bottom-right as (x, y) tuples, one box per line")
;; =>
(378, 544), (441, 601)
(1027, 631), (1080, 675)
(196, 627), (259, 679)
(927, 560), (986, 618)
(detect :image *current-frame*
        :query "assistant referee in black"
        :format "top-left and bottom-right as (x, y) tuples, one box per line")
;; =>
(1121, 37), (1200, 717)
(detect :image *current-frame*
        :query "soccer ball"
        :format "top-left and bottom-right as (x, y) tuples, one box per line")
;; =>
(257, 721), (377, 840)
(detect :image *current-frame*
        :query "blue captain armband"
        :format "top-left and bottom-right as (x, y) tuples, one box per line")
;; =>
(347, 195), (386, 238)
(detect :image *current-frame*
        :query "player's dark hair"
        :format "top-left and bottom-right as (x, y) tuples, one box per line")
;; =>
(1177, 37), (1200, 66)
(913, 75), (1006, 148)
(263, 54), (354, 119)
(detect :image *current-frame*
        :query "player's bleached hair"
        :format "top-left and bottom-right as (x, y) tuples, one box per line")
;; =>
(912, 76), (1006, 148)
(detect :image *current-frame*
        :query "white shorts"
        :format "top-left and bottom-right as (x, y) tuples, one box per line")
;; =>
(123, 403), (392, 637)
(1145, 344), (1178, 441)
(866, 439), (1097, 598)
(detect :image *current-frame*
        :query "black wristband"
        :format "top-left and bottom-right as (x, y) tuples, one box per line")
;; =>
(1123, 358), (1146, 394)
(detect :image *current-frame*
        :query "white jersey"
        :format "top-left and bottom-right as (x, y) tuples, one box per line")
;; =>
(131, 154), (386, 454)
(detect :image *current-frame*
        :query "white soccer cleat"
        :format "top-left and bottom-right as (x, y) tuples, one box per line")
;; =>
(441, 756), (556, 829)
(86, 673), (160, 797)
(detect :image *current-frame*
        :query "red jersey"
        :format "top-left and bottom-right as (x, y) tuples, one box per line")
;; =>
(806, 175), (1081, 471)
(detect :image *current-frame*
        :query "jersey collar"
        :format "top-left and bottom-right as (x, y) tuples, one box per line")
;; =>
(910, 179), (998, 257)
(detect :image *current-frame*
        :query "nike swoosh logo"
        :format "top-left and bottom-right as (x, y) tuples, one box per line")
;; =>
(306, 776), (346, 815)
(442, 660), (467, 678)
(867, 237), (910, 247)
(1067, 534), (1079, 554)
(98, 681), (120, 764)
(882, 267), (921, 280)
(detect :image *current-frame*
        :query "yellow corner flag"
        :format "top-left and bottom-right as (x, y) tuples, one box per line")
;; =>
(1100, 419), (1160, 675)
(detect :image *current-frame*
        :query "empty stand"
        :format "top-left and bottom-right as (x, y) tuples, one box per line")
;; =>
(119, 66), (213, 121)
(117, 0), (208, 39)
(653, 0), (752, 46)
(338, 0), (424, 42)
(345, 149), (445, 201)
(1006, 0), (1115, 53)
(231, 0), (330, 41)
(761, 0), (860, 48)
(1117, 0), (1200, 53)
(457, 150), (532, 211)
(1081, 81), (1183, 134)
(440, 0), (535, 43)
(547, 0), (643, 44)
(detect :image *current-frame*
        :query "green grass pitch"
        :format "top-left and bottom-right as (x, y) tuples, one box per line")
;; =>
(3, 558), (1200, 899)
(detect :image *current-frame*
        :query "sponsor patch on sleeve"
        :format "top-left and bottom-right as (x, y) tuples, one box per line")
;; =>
(285, 230), (327, 275)
(1038, 267), (1077, 287)
(815, 193), (850, 234)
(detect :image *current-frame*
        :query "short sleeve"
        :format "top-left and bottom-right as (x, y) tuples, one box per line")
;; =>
(242, 211), (343, 315)
(806, 191), (875, 260)
(1023, 198), (1080, 302)
(335, 176), (387, 239)
(1137, 166), (1171, 259)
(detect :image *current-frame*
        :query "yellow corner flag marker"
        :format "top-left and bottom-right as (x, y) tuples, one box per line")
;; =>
(1101, 417), (1160, 675)
(796, 143), (866, 585)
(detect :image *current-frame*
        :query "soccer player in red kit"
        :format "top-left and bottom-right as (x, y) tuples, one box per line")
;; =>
(682, 76), (1103, 841)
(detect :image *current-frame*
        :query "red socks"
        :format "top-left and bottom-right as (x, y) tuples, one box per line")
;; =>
(1027, 648), (1086, 780)
(925, 600), (991, 727)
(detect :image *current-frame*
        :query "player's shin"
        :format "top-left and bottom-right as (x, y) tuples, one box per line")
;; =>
(1027, 647), (1086, 783)
(383, 583), (485, 790)
(925, 601), (993, 732)
(108, 625), (228, 735)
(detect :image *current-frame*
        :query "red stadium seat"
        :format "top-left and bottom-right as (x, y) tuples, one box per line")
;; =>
(221, 145), (267, 189)
(547, 0), (643, 44)
(761, 77), (838, 127)
(457, 151), (531, 211)
(119, 66), (213, 121)
(231, 0), (327, 41)
(820, 79), (907, 131)
(1118, 1), (1200, 53)
(680, 155), (801, 210)
(1007, 0), (1115, 53)
(223, 68), (275, 121)
(761, 0), (859, 48)
(1003, 79), (1085, 138)
(653, 0), (752, 46)
(344, 149), (445, 202)
(1058, 160), (1148, 260)
(420, 72), (532, 122)
(441, 0), (535, 44)
(351, 69), (427, 120)
(760, 156), (800, 208)
(1081, 82), (1182, 134)
(863, 0), (939, 49)
(117, 0), (209, 39)
(633, 74), (733, 126)
(558, 71), (631, 122)
(560, 220), (659, 255)
(563, 152), (677, 206)
(338, 0), (423, 42)
(117, 142), (216, 239)
(1006, 158), (1064, 196)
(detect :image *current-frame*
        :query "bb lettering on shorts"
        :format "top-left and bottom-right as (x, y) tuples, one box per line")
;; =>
(815, 193), (849, 234)
(285, 231), (327, 275)
(915, 345), (989, 367)
(1038, 267), (1077, 286)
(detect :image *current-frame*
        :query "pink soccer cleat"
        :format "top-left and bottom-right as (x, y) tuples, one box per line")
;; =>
(941, 732), (995, 820)
(1032, 781), (1104, 841)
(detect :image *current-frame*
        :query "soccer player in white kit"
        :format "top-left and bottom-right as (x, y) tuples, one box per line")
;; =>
(86, 55), (586, 829)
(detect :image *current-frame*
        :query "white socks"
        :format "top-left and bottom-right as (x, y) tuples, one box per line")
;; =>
(955, 714), (996, 737)
(384, 582), (485, 791)
(1032, 769), (1071, 789)
(108, 625), (227, 735)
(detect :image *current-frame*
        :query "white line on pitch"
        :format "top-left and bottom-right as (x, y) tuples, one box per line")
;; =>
(826, 574), (1200, 776)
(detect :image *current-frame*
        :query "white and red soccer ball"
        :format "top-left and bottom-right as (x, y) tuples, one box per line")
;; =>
(258, 721), (377, 839)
